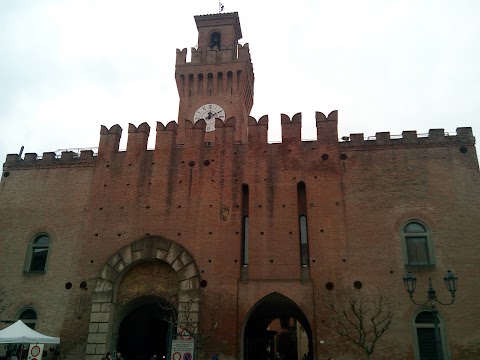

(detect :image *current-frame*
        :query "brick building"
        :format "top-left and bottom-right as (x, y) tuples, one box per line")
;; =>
(1, 11), (479, 360)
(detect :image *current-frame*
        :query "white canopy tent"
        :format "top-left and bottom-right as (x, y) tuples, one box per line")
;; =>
(0, 320), (60, 344)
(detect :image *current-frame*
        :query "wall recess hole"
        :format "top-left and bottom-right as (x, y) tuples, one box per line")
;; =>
(99, 208), (103, 210)
(460, 146), (468, 153)
(342, 259), (346, 262)
(260, 232), (264, 235)
(204, 160), (210, 166)
(3, 171), (10, 177)
(145, 233), (150, 236)
(178, 232), (181, 236)
(390, 270), (394, 274)
(340, 154), (348, 160)
(208, 259), (212, 263)
(117, 233), (122, 237)
(65, 282), (72, 290)
(80, 281), (87, 290)
(94, 233), (98, 237)
(106, 164), (110, 167)
(200, 280), (208, 288)
(289, 231), (293, 234)
(312, 259), (316, 263)
(269, 260), (273, 263)
(188, 160), (195, 167)
(321, 154), (329, 160)
(354, 281), (363, 289)
(326, 282), (334, 290)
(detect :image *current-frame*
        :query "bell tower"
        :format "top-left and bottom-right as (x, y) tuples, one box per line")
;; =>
(175, 12), (254, 144)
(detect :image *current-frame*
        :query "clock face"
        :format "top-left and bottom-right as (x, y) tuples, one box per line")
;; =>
(193, 104), (225, 132)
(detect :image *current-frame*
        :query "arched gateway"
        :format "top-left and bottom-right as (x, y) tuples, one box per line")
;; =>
(85, 237), (200, 360)
(243, 293), (313, 360)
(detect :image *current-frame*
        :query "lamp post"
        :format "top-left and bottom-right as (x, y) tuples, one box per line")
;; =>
(402, 270), (457, 360)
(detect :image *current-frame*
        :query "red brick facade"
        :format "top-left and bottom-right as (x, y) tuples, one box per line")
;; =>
(1, 12), (479, 360)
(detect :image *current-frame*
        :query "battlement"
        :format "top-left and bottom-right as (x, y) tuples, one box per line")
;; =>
(3, 113), (476, 170)
(3, 149), (96, 169)
(340, 127), (475, 148)
(176, 43), (251, 65)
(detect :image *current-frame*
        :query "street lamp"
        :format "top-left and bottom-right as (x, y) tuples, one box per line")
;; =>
(402, 269), (457, 360)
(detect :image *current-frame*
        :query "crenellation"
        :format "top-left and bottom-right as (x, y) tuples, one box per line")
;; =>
(247, 115), (268, 144)
(350, 133), (364, 144)
(456, 127), (474, 140)
(24, 153), (38, 163)
(176, 48), (187, 64)
(281, 113), (302, 141)
(316, 110), (339, 146)
(98, 124), (122, 159)
(401, 131), (418, 143)
(60, 151), (76, 162)
(375, 132), (391, 144)
(428, 128), (446, 140)
(42, 152), (56, 163)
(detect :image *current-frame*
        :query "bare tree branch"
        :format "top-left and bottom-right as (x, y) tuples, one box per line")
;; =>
(324, 289), (394, 360)
(0, 286), (11, 315)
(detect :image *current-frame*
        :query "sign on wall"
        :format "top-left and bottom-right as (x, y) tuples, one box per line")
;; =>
(27, 344), (44, 360)
(171, 339), (194, 360)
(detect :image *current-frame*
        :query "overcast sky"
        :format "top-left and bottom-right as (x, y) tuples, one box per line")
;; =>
(1, 0), (480, 163)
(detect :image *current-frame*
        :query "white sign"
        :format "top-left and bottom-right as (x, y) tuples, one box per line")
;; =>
(27, 344), (44, 360)
(171, 339), (194, 360)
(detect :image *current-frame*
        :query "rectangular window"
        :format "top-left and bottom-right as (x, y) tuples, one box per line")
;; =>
(30, 247), (48, 271)
(406, 236), (430, 265)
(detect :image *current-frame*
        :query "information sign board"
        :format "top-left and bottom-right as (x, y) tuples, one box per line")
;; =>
(171, 339), (194, 360)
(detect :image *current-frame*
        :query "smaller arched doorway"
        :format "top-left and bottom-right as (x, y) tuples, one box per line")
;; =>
(116, 296), (176, 360)
(243, 293), (313, 360)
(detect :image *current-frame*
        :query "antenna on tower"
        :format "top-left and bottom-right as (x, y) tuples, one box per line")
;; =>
(219, 1), (224, 13)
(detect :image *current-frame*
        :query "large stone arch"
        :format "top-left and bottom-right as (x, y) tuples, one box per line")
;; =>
(85, 236), (200, 360)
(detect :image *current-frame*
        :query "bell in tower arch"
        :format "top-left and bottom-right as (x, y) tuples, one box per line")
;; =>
(210, 32), (221, 50)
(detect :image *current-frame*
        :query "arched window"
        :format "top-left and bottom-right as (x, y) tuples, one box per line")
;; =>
(19, 308), (37, 330)
(210, 32), (221, 49)
(402, 221), (434, 266)
(414, 311), (448, 360)
(27, 234), (51, 272)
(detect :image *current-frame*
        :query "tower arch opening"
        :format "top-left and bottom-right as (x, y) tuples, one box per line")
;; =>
(243, 293), (313, 360)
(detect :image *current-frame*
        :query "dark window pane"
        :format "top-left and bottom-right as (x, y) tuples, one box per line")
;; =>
(416, 312), (435, 324)
(20, 309), (37, 320)
(417, 328), (439, 360)
(299, 216), (309, 266)
(242, 216), (249, 265)
(30, 247), (48, 271)
(405, 222), (426, 233)
(406, 236), (429, 265)
(300, 216), (308, 245)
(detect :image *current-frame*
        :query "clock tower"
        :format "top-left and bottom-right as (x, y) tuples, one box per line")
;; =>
(175, 12), (254, 144)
